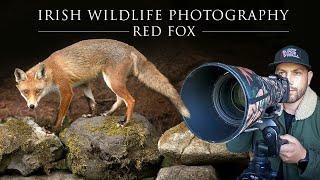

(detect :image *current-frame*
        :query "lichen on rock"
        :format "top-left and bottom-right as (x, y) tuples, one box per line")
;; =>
(0, 116), (64, 176)
(60, 114), (161, 179)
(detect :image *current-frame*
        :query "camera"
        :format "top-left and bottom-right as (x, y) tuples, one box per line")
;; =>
(180, 63), (289, 179)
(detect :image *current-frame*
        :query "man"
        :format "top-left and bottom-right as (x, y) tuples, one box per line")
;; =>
(226, 45), (320, 179)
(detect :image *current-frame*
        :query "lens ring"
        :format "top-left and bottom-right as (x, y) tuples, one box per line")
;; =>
(231, 82), (245, 112)
(212, 73), (244, 127)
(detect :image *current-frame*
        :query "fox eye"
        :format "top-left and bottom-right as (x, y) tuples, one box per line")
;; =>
(22, 90), (29, 95)
(36, 89), (43, 94)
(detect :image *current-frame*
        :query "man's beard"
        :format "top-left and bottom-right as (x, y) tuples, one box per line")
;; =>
(287, 86), (307, 103)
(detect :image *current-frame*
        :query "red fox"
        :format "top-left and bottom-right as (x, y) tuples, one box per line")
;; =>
(14, 39), (190, 131)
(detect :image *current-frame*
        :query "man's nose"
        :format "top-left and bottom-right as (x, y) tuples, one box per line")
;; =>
(29, 104), (35, 109)
(288, 76), (294, 85)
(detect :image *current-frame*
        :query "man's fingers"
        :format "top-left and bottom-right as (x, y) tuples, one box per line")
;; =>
(280, 134), (297, 143)
(279, 153), (288, 161)
(280, 154), (289, 163)
(280, 144), (293, 153)
(280, 134), (291, 140)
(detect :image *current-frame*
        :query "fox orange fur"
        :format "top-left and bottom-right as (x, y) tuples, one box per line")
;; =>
(14, 39), (190, 131)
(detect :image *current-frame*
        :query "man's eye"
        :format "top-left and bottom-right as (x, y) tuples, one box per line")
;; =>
(295, 72), (302, 75)
(277, 72), (286, 76)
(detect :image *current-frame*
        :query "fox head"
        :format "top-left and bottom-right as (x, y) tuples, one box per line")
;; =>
(14, 63), (50, 109)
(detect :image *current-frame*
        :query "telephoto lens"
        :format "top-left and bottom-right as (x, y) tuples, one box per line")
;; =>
(181, 62), (289, 143)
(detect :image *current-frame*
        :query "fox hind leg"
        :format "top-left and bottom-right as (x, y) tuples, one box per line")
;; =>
(80, 83), (97, 118)
(100, 95), (123, 116)
(101, 71), (135, 127)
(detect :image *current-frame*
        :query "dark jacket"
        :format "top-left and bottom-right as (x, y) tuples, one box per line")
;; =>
(226, 87), (320, 180)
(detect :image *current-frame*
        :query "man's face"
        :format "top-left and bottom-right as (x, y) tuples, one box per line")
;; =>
(275, 63), (313, 103)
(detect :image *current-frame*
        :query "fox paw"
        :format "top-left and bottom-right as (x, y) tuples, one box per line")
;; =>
(100, 112), (111, 117)
(117, 116), (128, 127)
(44, 128), (54, 135)
(82, 114), (93, 118)
(52, 126), (61, 134)
(100, 112), (108, 117)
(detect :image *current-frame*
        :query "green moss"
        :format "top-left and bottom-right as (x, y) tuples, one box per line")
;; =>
(87, 116), (147, 148)
(0, 118), (33, 155)
(51, 159), (69, 170)
(62, 131), (89, 176)
(0, 129), (7, 156)
(161, 156), (176, 167)
(59, 124), (89, 175)
(0, 117), (64, 174)
(60, 126), (89, 176)
(36, 138), (62, 161)
(6, 118), (33, 134)
(61, 115), (161, 179)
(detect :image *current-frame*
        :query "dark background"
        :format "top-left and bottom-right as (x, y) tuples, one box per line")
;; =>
(1, 1), (318, 130)
(1, 0), (319, 91)
(1, 0), (319, 136)
(0, 0), (318, 179)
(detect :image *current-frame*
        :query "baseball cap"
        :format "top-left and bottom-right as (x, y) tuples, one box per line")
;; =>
(268, 45), (311, 69)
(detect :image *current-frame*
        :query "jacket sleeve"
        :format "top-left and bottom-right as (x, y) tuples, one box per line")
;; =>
(226, 131), (254, 153)
(299, 148), (320, 178)
(299, 99), (320, 178)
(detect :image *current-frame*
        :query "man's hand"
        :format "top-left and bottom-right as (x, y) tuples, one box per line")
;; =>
(279, 134), (307, 164)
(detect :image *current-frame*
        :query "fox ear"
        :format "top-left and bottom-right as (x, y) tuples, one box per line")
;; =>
(14, 68), (27, 83)
(36, 63), (46, 80)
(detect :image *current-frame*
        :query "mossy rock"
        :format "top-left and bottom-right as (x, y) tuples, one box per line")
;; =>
(0, 117), (64, 175)
(60, 114), (161, 180)
(0, 118), (33, 157)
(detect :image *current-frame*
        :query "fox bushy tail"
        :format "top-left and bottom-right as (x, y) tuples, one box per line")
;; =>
(131, 52), (190, 118)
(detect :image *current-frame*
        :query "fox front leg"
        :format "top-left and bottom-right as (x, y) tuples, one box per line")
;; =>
(53, 85), (73, 132)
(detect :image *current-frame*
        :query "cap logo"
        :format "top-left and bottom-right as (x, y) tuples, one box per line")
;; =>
(282, 48), (300, 59)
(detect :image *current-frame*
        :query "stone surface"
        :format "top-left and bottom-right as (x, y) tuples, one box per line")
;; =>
(0, 117), (64, 176)
(60, 114), (161, 179)
(156, 165), (218, 180)
(0, 171), (83, 180)
(158, 122), (248, 165)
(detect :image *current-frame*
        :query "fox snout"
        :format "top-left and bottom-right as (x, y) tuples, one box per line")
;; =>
(26, 97), (39, 109)
(28, 103), (36, 109)
(16, 88), (41, 110)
